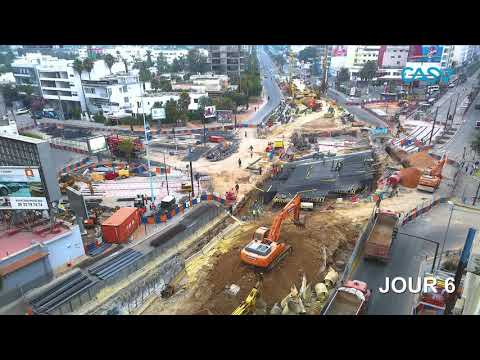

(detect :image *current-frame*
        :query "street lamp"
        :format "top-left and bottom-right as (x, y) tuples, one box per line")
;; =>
(437, 201), (454, 272)
(140, 84), (155, 203)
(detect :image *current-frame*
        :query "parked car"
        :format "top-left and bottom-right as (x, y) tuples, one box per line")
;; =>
(15, 108), (30, 115)
(475, 103), (480, 110)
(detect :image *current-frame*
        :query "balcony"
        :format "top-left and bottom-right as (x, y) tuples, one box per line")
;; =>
(13, 73), (31, 77)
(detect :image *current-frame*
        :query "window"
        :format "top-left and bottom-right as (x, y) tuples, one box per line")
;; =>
(398, 55), (401, 58)
(397, 61), (400, 65)
(124, 97), (129, 103)
(123, 85), (128, 93)
(194, 98), (199, 103)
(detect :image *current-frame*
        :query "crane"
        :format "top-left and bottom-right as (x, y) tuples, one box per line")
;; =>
(240, 193), (305, 271)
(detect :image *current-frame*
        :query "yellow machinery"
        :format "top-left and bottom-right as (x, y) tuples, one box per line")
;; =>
(59, 173), (76, 194)
(232, 281), (262, 315)
(117, 168), (130, 179)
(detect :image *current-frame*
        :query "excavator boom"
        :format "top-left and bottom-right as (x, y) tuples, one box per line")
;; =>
(267, 194), (301, 243)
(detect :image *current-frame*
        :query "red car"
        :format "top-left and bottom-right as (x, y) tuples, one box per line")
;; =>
(104, 171), (118, 180)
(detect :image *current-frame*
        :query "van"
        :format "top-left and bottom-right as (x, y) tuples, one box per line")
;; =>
(427, 85), (440, 92)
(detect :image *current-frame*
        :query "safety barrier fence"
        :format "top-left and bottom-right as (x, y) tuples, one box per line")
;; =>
(139, 193), (230, 225)
(42, 204), (223, 315)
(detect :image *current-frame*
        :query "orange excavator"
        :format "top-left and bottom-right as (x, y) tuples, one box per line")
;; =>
(417, 154), (448, 193)
(240, 193), (305, 271)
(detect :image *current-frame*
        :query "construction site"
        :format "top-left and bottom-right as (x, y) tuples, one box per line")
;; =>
(0, 47), (466, 316)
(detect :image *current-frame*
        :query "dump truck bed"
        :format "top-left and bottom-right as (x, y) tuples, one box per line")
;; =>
(324, 289), (363, 315)
(364, 213), (397, 261)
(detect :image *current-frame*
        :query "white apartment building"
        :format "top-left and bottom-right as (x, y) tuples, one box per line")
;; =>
(131, 92), (208, 115)
(81, 73), (143, 114)
(12, 53), (127, 117)
(344, 45), (381, 79)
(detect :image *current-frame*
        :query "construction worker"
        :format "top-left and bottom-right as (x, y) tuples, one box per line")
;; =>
(245, 131), (247, 138)
(259, 167), (262, 175)
(238, 158), (242, 168)
(235, 183), (240, 193)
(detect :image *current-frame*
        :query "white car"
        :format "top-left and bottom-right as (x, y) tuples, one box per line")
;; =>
(448, 83), (456, 88)
(15, 108), (30, 115)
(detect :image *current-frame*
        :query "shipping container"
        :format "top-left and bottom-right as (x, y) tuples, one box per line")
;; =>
(101, 207), (140, 244)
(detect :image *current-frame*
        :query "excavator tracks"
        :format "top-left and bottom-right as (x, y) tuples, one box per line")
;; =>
(259, 245), (293, 273)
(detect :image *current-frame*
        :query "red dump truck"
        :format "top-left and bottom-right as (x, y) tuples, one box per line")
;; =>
(323, 280), (372, 315)
(364, 209), (399, 263)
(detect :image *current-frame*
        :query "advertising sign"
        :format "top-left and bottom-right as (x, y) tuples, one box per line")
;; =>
(87, 136), (107, 154)
(0, 166), (48, 210)
(152, 107), (166, 120)
(408, 45), (444, 63)
(332, 46), (348, 57)
(204, 106), (217, 119)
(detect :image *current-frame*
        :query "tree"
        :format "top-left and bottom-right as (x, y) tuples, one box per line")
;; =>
(298, 46), (318, 62)
(137, 62), (152, 91)
(171, 56), (187, 73)
(103, 54), (116, 74)
(0, 84), (19, 108)
(358, 60), (378, 82)
(165, 98), (178, 124)
(156, 54), (170, 74)
(30, 97), (47, 112)
(177, 91), (190, 122)
(73, 58), (90, 118)
(471, 132), (480, 155)
(146, 50), (153, 68)
(337, 67), (350, 83)
(82, 58), (94, 80)
(118, 139), (135, 162)
(198, 96), (213, 111)
(122, 58), (129, 73)
(186, 49), (209, 73)
(213, 96), (235, 111)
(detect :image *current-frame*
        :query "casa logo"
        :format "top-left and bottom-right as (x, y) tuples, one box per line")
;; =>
(401, 67), (454, 85)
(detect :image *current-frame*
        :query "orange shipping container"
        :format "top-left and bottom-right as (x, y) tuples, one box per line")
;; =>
(101, 208), (140, 244)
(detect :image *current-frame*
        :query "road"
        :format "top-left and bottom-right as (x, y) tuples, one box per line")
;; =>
(245, 46), (282, 125)
(326, 88), (388, 128)
(351, 203), (480, 314)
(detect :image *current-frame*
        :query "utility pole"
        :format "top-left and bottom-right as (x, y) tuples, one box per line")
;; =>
(140, 85), (155, 202)
(445, 96), (453, 130)
(189, 160), (195, 198)
(163, 150), (169, 195)
(58, 93), (65, 121)
(452, 93), (460, 128)
(429, 106), (439, 145)
(437, 201), (454, 272)
(473, 180), (480, 206)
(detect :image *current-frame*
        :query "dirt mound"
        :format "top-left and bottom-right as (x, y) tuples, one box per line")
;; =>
(407, 151), (436, 169)
(198, 212), (363, 315)
(399, 167), (423, 188)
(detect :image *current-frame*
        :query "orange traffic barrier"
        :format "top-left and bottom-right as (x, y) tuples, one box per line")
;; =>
(160, 214), (167, 222)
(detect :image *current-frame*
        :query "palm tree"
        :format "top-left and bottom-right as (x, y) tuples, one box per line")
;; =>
(82, 58), (94, 80)
(103, 54), (116, 74)
(73, 59), (90, 119)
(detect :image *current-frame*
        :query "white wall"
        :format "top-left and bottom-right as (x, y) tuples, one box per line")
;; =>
(43, 225), (84, 270)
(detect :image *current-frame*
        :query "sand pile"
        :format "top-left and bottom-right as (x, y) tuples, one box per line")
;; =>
(399, 167), (423, 188)
(407, 151), (436, 169)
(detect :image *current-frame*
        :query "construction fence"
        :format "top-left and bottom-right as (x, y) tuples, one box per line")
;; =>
(46, 204), (223, 315)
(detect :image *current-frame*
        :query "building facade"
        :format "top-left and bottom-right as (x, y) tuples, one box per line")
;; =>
(344, 45), (382, 79)
(208, 45), (252, 79)
(131, 91), (208, 115)
(0, 134), (61, 203)
(378, 45), (410, 68)
(81, 73), (143, 114)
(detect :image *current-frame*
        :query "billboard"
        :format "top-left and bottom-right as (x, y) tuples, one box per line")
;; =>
(204, 106), (217, 119)
(87, 136), (107, 154)
(152, 107), (166, 120)
(332, 46), (348, 57)
(0, 166), (48, 210)
(408, 45), (444, 63)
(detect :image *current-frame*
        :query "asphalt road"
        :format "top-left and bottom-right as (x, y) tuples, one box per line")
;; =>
(326, 88), (388, 128)
(246, 46), (282, 125)
(352, 203), (480, 315)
